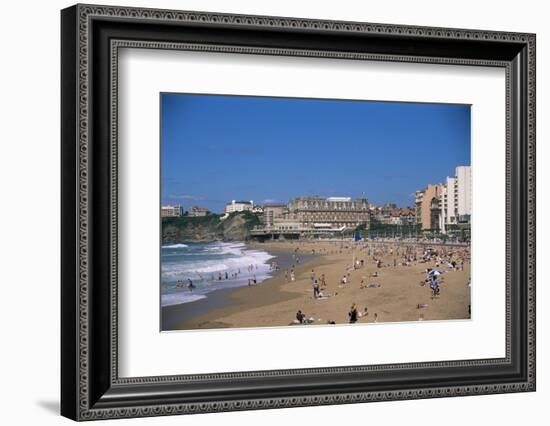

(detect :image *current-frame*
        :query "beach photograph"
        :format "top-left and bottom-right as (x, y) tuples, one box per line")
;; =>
(160, 93), (471, 331)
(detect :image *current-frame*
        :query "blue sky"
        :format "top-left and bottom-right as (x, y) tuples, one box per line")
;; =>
(161, 93), (470, 213)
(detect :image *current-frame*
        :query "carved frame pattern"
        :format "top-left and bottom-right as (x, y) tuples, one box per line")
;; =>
(61, 4), (536, 421)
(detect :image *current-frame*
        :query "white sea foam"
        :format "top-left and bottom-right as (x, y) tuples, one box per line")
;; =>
(203, 242), (245, 256)
(160, 241), (276, 306)
(162, 243), (189, 249)
(162, 242), (274, 277)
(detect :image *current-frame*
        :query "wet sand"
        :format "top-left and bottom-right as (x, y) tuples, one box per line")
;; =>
(166, 240), (471, 331)
(161, 249), (313, 330)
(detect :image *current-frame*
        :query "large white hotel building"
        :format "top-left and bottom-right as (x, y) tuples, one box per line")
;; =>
(415, 165), (471, 233)
(439, 165), (472, 233)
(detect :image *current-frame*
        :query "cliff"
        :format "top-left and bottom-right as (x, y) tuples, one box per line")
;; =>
(161, 211), (261, 244)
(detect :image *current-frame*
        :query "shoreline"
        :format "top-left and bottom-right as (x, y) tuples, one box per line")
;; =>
(162, 239), (471, 331)
(161, 247), (316, 330)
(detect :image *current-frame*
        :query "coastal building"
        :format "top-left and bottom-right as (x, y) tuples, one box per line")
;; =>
(389, 211), (402, 225)
(456, 166), (472, 222)
(388, 208), (415, 226)
(251, 205), (264, 214)
(429, 194), (442, 231)
(369, 206), (381, 222)
(415, 184), (443, 231)
(262, 204), (287, 227)
(161, 204), (183, 217)
(381, 203), (397, 218)
(250, 195), (371, 240)
(268, 217), (302, 232)
(399, 208), (416, 225)
(370, 203), (398, 225)
(371, 206), (416, 226)
(416, 165), (471, 234)
(439, 177), (456, 233)
(439, 166), (472, 233)
(286, 196), (370, 229)
(224, 200), (254, 214)
(188, 206), (210, 217)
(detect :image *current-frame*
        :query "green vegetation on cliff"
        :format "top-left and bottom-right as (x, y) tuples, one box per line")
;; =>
(162, 211), (261, 244)
(235, 210), (261, 230)
(162, 214), (221, 229)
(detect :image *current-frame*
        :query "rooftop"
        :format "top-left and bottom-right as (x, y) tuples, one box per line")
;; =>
(291, 196), (366, 202)
(227, 200), (253, 205)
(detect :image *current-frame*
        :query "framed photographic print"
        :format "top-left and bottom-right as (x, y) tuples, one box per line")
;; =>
(61, 4), (536, 421)
(159, 94), (473, 331)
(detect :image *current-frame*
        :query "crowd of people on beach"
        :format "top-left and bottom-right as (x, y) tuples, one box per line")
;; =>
(286, 240), (470, 326)
(171, 238), (470, 328)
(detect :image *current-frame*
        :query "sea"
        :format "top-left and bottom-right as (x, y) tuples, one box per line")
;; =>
(161, 241), (276, 307)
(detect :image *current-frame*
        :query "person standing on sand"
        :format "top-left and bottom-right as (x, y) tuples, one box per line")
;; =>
(313, 279), (320, 298)
(349, 304), (358, 324)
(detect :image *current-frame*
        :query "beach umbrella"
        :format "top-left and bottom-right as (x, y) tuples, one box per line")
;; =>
(429, 270), (442, 276)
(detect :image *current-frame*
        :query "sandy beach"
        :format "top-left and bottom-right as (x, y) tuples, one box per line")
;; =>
(163, 240), (471, 330)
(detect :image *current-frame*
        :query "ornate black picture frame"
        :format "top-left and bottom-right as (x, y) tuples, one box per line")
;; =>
(61, 4), (536, 421)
